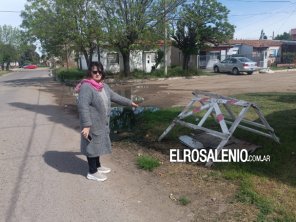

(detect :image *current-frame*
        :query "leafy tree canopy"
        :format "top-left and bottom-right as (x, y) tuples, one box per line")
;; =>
(0, 25), (40, 69)
(21, 0), (104, 69)
(274, 32), (291, 40)
(171, 0), (235, 70)
(22, 0), (184, 74)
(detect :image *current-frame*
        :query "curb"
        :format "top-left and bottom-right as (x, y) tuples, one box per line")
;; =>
(105, 75), (213, 84)
(272, 69), (296, 73)
(259, 68), (296, 74)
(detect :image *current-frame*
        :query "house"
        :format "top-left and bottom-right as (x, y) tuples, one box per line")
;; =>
(78, 39), (296, 73)
(291, 28), (296, 41)
(79, 41), (200, 73)
(79, 48), (157, 73)
(228, 40), (283, 67)
(200, 39), (296, 69)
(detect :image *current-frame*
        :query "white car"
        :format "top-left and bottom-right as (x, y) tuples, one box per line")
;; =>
(213, 57), (258, 75)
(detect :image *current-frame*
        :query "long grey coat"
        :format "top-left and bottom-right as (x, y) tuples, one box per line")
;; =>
(77, 83), (132, 157)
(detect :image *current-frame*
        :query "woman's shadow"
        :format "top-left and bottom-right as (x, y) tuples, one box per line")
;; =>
(43, 151), (87, 177)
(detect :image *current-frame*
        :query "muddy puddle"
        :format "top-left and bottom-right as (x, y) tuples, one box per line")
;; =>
(65, 83), (162, 131)
(110, 84), (162, 131)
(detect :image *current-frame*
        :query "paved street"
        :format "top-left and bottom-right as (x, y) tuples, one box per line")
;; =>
(0, 70), (188, 222)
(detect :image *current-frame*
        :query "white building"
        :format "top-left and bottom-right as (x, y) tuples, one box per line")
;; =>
(79, 48), (157, 73)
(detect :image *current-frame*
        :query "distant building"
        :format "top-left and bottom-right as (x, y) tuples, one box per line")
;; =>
(291, 29), (296, 41)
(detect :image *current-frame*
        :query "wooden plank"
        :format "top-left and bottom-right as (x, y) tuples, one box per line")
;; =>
(179, 135), (204, 149)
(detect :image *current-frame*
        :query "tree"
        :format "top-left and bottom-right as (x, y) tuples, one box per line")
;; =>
(259, 29), (267, 40)
(98, 0), (185, 76)
(19, 44), (40, 66)
(274, 32), (291, 40)
(0, 25), (22, 46)
(154, 49), (164, 69)
(0, 44), (18, 70)
(21, 0), (104, 69)
(171, 0), (235, 71)
(0, 25), (41, 69)
(22, 0), (184, 73)
(0, 25), (22, 70)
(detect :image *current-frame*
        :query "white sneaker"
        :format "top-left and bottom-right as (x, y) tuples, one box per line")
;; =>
(87, 172), (107, 181)
(98, 166), (111, 174)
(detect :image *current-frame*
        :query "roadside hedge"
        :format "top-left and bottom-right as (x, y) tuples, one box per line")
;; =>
(53, 68), (86, 82)
(53, 66), (207, 84)
(132, 66), (205, 78)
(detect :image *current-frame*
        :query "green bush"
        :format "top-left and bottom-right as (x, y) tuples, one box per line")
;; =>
(129, 66), (205, 79)
(54, 68), (86, 82)
(131, 69), (147, 78)
(149, 66), (184, 77)
(53, 66), (205, 82)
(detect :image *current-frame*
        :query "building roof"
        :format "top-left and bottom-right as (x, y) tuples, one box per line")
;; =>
(228, 39), (282, 48)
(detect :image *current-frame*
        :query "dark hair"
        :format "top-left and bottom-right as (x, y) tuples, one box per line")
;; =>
(87, 61), (105, 80)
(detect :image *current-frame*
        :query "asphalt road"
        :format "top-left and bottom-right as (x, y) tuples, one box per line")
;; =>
(0, 70), (189, 222)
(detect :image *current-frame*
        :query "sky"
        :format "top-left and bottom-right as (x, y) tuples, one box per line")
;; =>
(220, 0), (296, 39)
(0, 0), (296, 40)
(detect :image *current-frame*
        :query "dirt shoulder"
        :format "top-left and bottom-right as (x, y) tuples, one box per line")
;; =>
(57, 72), (296, 221)
(124, 72), (296, 108)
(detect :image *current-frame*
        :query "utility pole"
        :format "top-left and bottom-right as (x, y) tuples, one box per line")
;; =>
(65, 44), (69, 69)
(93, 39), (100, 62)
(164, 0), (168, 76)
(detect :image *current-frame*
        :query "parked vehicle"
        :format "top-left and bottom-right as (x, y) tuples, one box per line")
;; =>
(213, 57), (258, 75)
(23, 64), (38, 69)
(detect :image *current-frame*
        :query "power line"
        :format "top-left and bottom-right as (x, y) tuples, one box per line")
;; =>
(0, 11), (21, 13)
(231, 11), (290, 16)
(274, 4), (296, 33)
(223, 0), (295, 2)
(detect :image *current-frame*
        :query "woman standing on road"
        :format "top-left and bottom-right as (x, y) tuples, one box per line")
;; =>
(76, 62), (138, 182)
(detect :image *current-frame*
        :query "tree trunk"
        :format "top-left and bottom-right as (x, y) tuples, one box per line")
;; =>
(82, 47), (95, 70)
(1, 64), (4, 71)
(65, 49), (69, 69)
(6, 62), (10, 71)
(88, 43), (94, 69)
(82, 49), (90, 70)
(121, 50), (130, 77)
(97, 46), (100, 63)
(182, 53), (190, 71)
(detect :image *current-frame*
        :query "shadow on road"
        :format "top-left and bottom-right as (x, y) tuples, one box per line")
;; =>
(1, 77), (53, 87)
(8, 102), (80, 130)
(43, 151), (87, 177)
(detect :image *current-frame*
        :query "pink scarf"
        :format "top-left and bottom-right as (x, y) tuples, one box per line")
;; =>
(74, 79), (104, 93)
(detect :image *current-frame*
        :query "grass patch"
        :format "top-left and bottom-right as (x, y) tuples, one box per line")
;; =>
(137, 155), (160, 171)
(0, 70), (10, 76)
(270, 66), (296, 71)
(224, 172), (273, 220)
(218, 93), (296, 221)
(218, 93), (296, 184)
(178, 196), (191, 205)
(132, 92), (296, 220)
(134, 107), (199, 142)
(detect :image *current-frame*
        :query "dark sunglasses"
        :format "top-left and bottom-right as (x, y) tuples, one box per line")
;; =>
(92, 70), (102, 75)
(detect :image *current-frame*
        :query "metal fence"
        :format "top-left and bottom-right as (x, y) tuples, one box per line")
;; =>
(198, 53), (282, 70)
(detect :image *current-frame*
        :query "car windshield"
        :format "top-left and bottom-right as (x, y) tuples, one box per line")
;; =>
(238, 58), (253, 62)
(221, 59), (229, 63)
